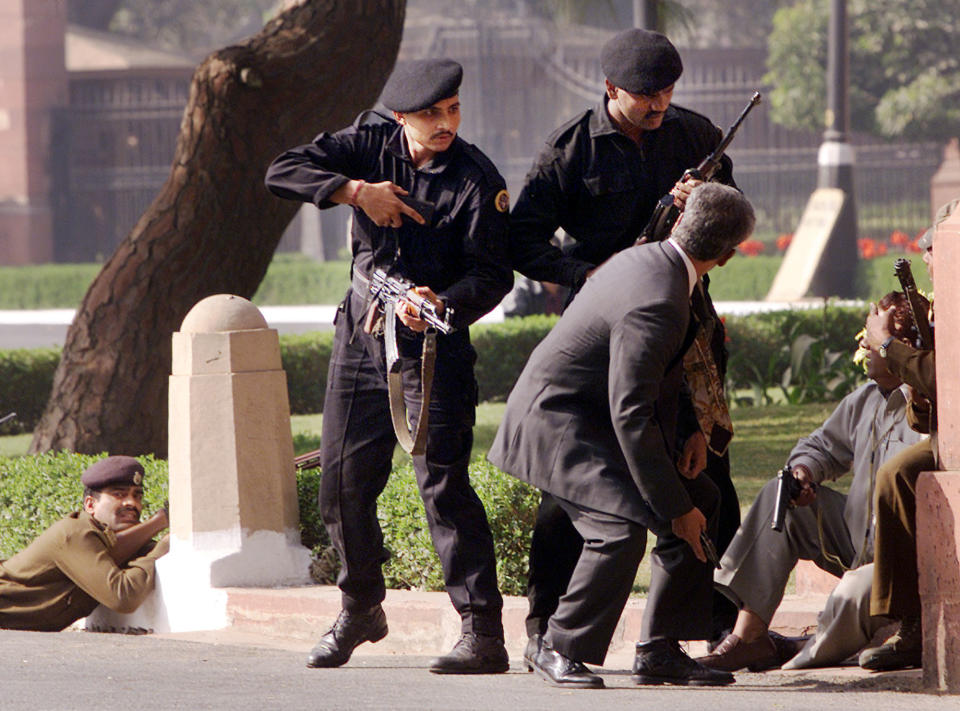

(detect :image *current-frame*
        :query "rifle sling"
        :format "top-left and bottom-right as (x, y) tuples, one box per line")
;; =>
(384, 301), (436, 456)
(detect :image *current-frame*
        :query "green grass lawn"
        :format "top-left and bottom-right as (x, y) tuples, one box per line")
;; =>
(3, 401), (838, 504)
(294, 401), (838, 500)
(0, 433), (32, 457)
(1, 400), (838, 596)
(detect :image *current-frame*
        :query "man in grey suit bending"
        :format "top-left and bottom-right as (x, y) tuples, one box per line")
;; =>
(488, 183), (755, 688)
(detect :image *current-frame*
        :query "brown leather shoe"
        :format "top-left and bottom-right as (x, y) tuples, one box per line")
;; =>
(696, 632), (779, 672)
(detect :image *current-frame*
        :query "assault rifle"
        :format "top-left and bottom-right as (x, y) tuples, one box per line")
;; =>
(639, 92), (762, 243)
(294, 449), (322, 471)
(369, 269), (454, 335)
(893, 258), (934, 350)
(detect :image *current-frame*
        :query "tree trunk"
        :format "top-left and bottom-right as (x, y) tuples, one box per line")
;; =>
(30, 0), (406, 457)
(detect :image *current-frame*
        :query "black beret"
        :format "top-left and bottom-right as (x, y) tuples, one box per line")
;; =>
(381, 58), (463, 113)
(81, 455), (145, 489)
(601, 29), (682, 95)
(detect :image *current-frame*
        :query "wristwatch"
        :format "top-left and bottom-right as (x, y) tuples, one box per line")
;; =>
(878, 336), (895, 358)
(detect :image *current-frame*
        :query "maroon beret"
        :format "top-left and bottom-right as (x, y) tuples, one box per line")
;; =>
(81, 455), (144, 489)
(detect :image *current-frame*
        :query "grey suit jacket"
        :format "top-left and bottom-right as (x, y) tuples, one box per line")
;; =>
(488, 241), (696, 525)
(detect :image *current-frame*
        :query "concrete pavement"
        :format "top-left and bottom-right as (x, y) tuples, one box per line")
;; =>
(41, 581), (934, 710)
(0, 626), (934, 711)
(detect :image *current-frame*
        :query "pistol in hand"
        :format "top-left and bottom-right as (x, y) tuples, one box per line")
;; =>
(771, 465), (801, 532)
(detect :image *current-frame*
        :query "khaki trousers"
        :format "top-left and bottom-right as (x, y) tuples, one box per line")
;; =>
(870, 439), (935, 619)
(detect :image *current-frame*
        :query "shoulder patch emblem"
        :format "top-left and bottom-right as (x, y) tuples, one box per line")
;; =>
(495, 189), (510, 213)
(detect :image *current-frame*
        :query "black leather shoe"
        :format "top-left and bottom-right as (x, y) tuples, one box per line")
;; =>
(429, 632), (509, 674)
(859, 616), (922, 671)
(306, 606), (388, 668)
(532, 642), (604, 689)
(523, 634), (542, 672)
(634, 638), (734, 686)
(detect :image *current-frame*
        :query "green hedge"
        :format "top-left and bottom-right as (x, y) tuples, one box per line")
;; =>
(0, 306), (877, 433)
(0, 264), (101, 309)
(0, 255), (351, 310)
(0, 254), (931, 310)
(281, 332), (334, 416)
(250, 255), (350, 306)
(472, 315), (556, 402)
(707, 255), (784, 301)
(724, 303), (869, 401)
(0, 348), (61, 435)
(0, 452), (168, 558)
(700, 253), (931, 302)
(0, 451), (538, 597)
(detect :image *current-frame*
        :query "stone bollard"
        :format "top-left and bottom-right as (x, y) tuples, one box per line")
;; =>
(86, 294), (312, 634)
(918, 201), (960, 691)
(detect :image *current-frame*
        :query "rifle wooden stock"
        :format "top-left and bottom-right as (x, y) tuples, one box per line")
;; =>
(294, 449), (322, 471)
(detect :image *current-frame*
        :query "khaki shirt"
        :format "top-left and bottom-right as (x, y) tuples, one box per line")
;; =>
(0, 511), (168, 631)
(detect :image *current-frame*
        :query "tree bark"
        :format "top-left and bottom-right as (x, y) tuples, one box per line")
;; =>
(30, 0), (406, 457)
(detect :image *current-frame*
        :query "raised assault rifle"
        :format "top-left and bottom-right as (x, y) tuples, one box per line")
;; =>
(639, 92), (762, 243)
(893, 258), (934, 350)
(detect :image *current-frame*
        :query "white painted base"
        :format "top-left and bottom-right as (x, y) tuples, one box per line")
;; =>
(83, 529), (312, 634)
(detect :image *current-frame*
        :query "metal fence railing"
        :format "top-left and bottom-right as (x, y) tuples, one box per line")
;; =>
(51, 19), (946, 262)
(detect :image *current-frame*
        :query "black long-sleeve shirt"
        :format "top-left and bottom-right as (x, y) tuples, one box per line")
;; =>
(265, 111), (513, 330)
(510, 98), (736, 292)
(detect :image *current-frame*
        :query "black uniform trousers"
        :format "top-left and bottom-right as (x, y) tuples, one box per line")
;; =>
(319, 288), (504, 637)
(526, 455), (733, 640)
(545, 471), (721, 665)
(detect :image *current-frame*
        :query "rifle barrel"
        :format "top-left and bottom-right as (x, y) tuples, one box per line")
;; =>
(711, 92), (762, 159)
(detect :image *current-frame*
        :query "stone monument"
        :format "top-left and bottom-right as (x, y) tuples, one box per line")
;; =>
(86, 294), (311, 633)
(917, 203), (960, 691)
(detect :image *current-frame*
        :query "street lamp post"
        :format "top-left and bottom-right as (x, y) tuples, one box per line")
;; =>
(817, 0), (858, 296)
(633, 0), (657, 30)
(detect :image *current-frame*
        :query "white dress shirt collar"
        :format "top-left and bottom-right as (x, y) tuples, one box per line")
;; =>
(666, 238), (698, 297)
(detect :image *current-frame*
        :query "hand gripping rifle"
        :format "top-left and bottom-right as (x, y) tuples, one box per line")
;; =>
(295, 271), (454, 469)
(370, 269), (453, 455)
(368, 269), (455, 336)
(639, 92), (762, 243)
(893, 258), (934, 350)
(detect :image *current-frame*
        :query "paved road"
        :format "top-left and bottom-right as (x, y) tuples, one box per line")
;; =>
(0, 628), (940, 711)
(0, 306), (340, 350)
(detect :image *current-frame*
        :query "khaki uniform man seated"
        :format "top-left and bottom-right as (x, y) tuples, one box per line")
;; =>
(0, 456), (169, 631)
